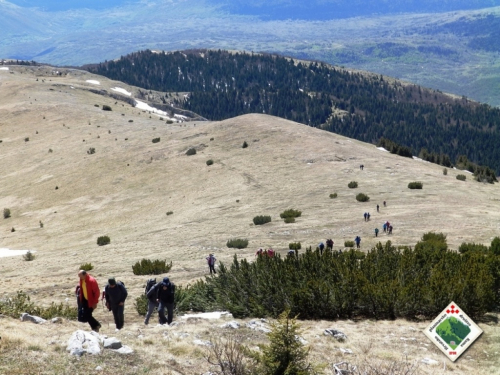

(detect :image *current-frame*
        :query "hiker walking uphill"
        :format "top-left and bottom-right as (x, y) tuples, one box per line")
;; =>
(355, 236), (361, 249)
(144, 278), (158, 325)
(103, 278), (128, 331)
(206, 254), (217, 274)
(319, 242), (325, 254)
(326, 238), (334, 250)
(375, 228), (379, 237)
(147, 277), (175, 325)
(77, 270), (101, 332)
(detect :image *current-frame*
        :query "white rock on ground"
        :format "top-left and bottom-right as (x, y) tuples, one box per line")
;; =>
(324, 328), (347, 342)
(20, 313), (46, 324)
(193, 339), (212, 346)
(67, 330), (101, 356)
(103, 337), (122, 349)
(421, 358), (440, 366)
(221, 321), (240, 329)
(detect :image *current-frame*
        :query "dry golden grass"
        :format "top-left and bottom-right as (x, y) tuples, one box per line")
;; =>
(0, 65), (499, 374)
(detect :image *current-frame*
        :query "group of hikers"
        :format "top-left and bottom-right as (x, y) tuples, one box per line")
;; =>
(76, 270), (176, 332)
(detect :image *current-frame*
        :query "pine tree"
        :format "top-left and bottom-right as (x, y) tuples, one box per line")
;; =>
(256, 309), (317, 375)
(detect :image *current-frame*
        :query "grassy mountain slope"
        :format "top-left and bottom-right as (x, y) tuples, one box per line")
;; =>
(1, 65), (500, 374)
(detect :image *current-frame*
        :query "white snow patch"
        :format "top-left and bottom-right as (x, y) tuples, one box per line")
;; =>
(0, 248), (36, 258)
(180, 311), (233, 320)
(134, 100), (168, 116)
(174, 114), (188, 120)
(86, 80), (100, 85)
(377, 147), (389, 152)
(111, 87), (132, 96)
(0, 67), (9, 71)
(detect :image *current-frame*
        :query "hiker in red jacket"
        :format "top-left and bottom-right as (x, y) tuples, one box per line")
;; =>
(78, 270), (101, 332)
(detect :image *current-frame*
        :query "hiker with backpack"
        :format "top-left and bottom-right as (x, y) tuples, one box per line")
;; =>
(206, 254), (217, 274)
(144, 278), (158, 325)
(355, 236), (361, 249)
(77, 270), (101, 332)
(103, 278), (128, 331)
(318, 242), (325, 254)
(326, 239), (334, 251)
(375, 228), (379, 237)
(147, 277), (175, 325)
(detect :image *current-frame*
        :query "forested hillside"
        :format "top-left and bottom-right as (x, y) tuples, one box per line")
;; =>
(86, 49), (500, 174)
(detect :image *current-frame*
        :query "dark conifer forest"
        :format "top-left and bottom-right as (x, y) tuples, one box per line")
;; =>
(86, 49), (500, 176)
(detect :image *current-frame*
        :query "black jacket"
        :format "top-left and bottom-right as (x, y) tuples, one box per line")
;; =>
(147, 282), (175, 304)
(104, 282), (128, 308)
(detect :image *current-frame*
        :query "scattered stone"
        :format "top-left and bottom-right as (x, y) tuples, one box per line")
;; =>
(400, 337), (416, 342)
(324, 329), (347, 342)
(421, 358), (439, 366)
(221, 321), (240, 329)
(295, 335), (308, 345)
(51, 317), (63, 324)
(246, 320), (271, 333)
(103, 337), (122, 349)
(114, 345), (134, 355)
(193, 339), (212, 346)
(67, 330), (101, 356)
(95, 366), (103, 371)
(20, 313), (46, 324)
(340, 348), (353, 355)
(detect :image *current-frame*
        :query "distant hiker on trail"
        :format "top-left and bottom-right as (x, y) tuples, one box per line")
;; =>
(386, 221), (390, 230)
(360, 164), (364, 170)
(383, 222), (387, 233)
(267, 248), (275, 257)
(256, 248), (264, 257)
(389, 225), (393, 235)
(363, 212), (367, 221)
(287, 250), (295, 256)
(103, 278), (128, 331)
(355, 236), (361, 249)
(206, 254), (217, 274)
(77, 270), (101, 332)
(377, 204), (379, 212)
(144, 278), (158, 325)
(319, 242), (325, 254)
(367, 212), (371, 221)
(375, 228), (379, 237)
(383, 201), (387, 207)
(326, 239), (334, 250)
(147, 277), (175, 325)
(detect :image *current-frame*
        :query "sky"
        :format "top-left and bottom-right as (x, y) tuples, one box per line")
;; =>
(6, 0), (133, 11)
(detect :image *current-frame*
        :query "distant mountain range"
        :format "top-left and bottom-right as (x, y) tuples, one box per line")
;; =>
(2, 0), (500, 106)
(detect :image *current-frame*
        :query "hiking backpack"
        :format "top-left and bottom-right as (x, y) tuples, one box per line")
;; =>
(145, 278), (156, 295)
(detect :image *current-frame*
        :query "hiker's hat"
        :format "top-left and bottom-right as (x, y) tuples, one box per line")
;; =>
(162, 277), (170, 286)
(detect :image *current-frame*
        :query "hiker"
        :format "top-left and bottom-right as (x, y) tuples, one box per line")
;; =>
(256, 248), (263, 257)
(360, 164), (364, 170)
(144, 278), (158, 325)
(206, 253), (217, 274)
(287, 250), (295, 256)
(363, 212), (367, 221)
(77, 270), (101, 332)
(375, 228), (379, 237)
(354, 236), (361, 249)
(103, 278), (128, 331)
(376, 204), (379, 212)
(148, 277), (175, 325)
(326, 239), (334, 250)
(367, 212), (371, 221)
(319, 242), (325, 254)
(383, 222), (387, 233)
(383, 201), (387, 207)
(267, 248), (275, 257)
(389, 225), (393, 235)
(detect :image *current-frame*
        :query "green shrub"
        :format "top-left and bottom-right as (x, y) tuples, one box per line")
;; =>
(186, 148), (197, 155)
(97, 235), (110, 246)
(0, 291), (77, 320)
(102, 105), (112, 111)
(166, 120), (174, 124)
(128, 120), (133, 122)
(280, 209), (302, 219)
(152, 137), (160, 143)
(348, 181), (358, 188)
(284, 217), (296, 224)
(3, 208), (11, 219)
(210, 137), (214, 141)
(39, 220), (43, 228)
(344, 240), (355, 248)
(134, 294), (149, 316)
(166, 211), (173, 215)
(94, 104), (99, 107)
(206, 159), (214, 166)
(242, 141), (248, 148)
(329, 193), (338, 199)
(289, 242), (301, 250)
(132, 259), (173, 275)
(79, 262), (93, 271)
(456, 174), (466, 181)
(227, 238), (249, 249)
(443, 168), (448, 175)
(23, 251), (35, 261)
(87, 147), (95, 155)
(356, 193), (370, 202)
(11, 227), (15, 232)
(408, 182), (423, 189)
(25, 137), (29, 142)
(253, 215), (272, 225)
